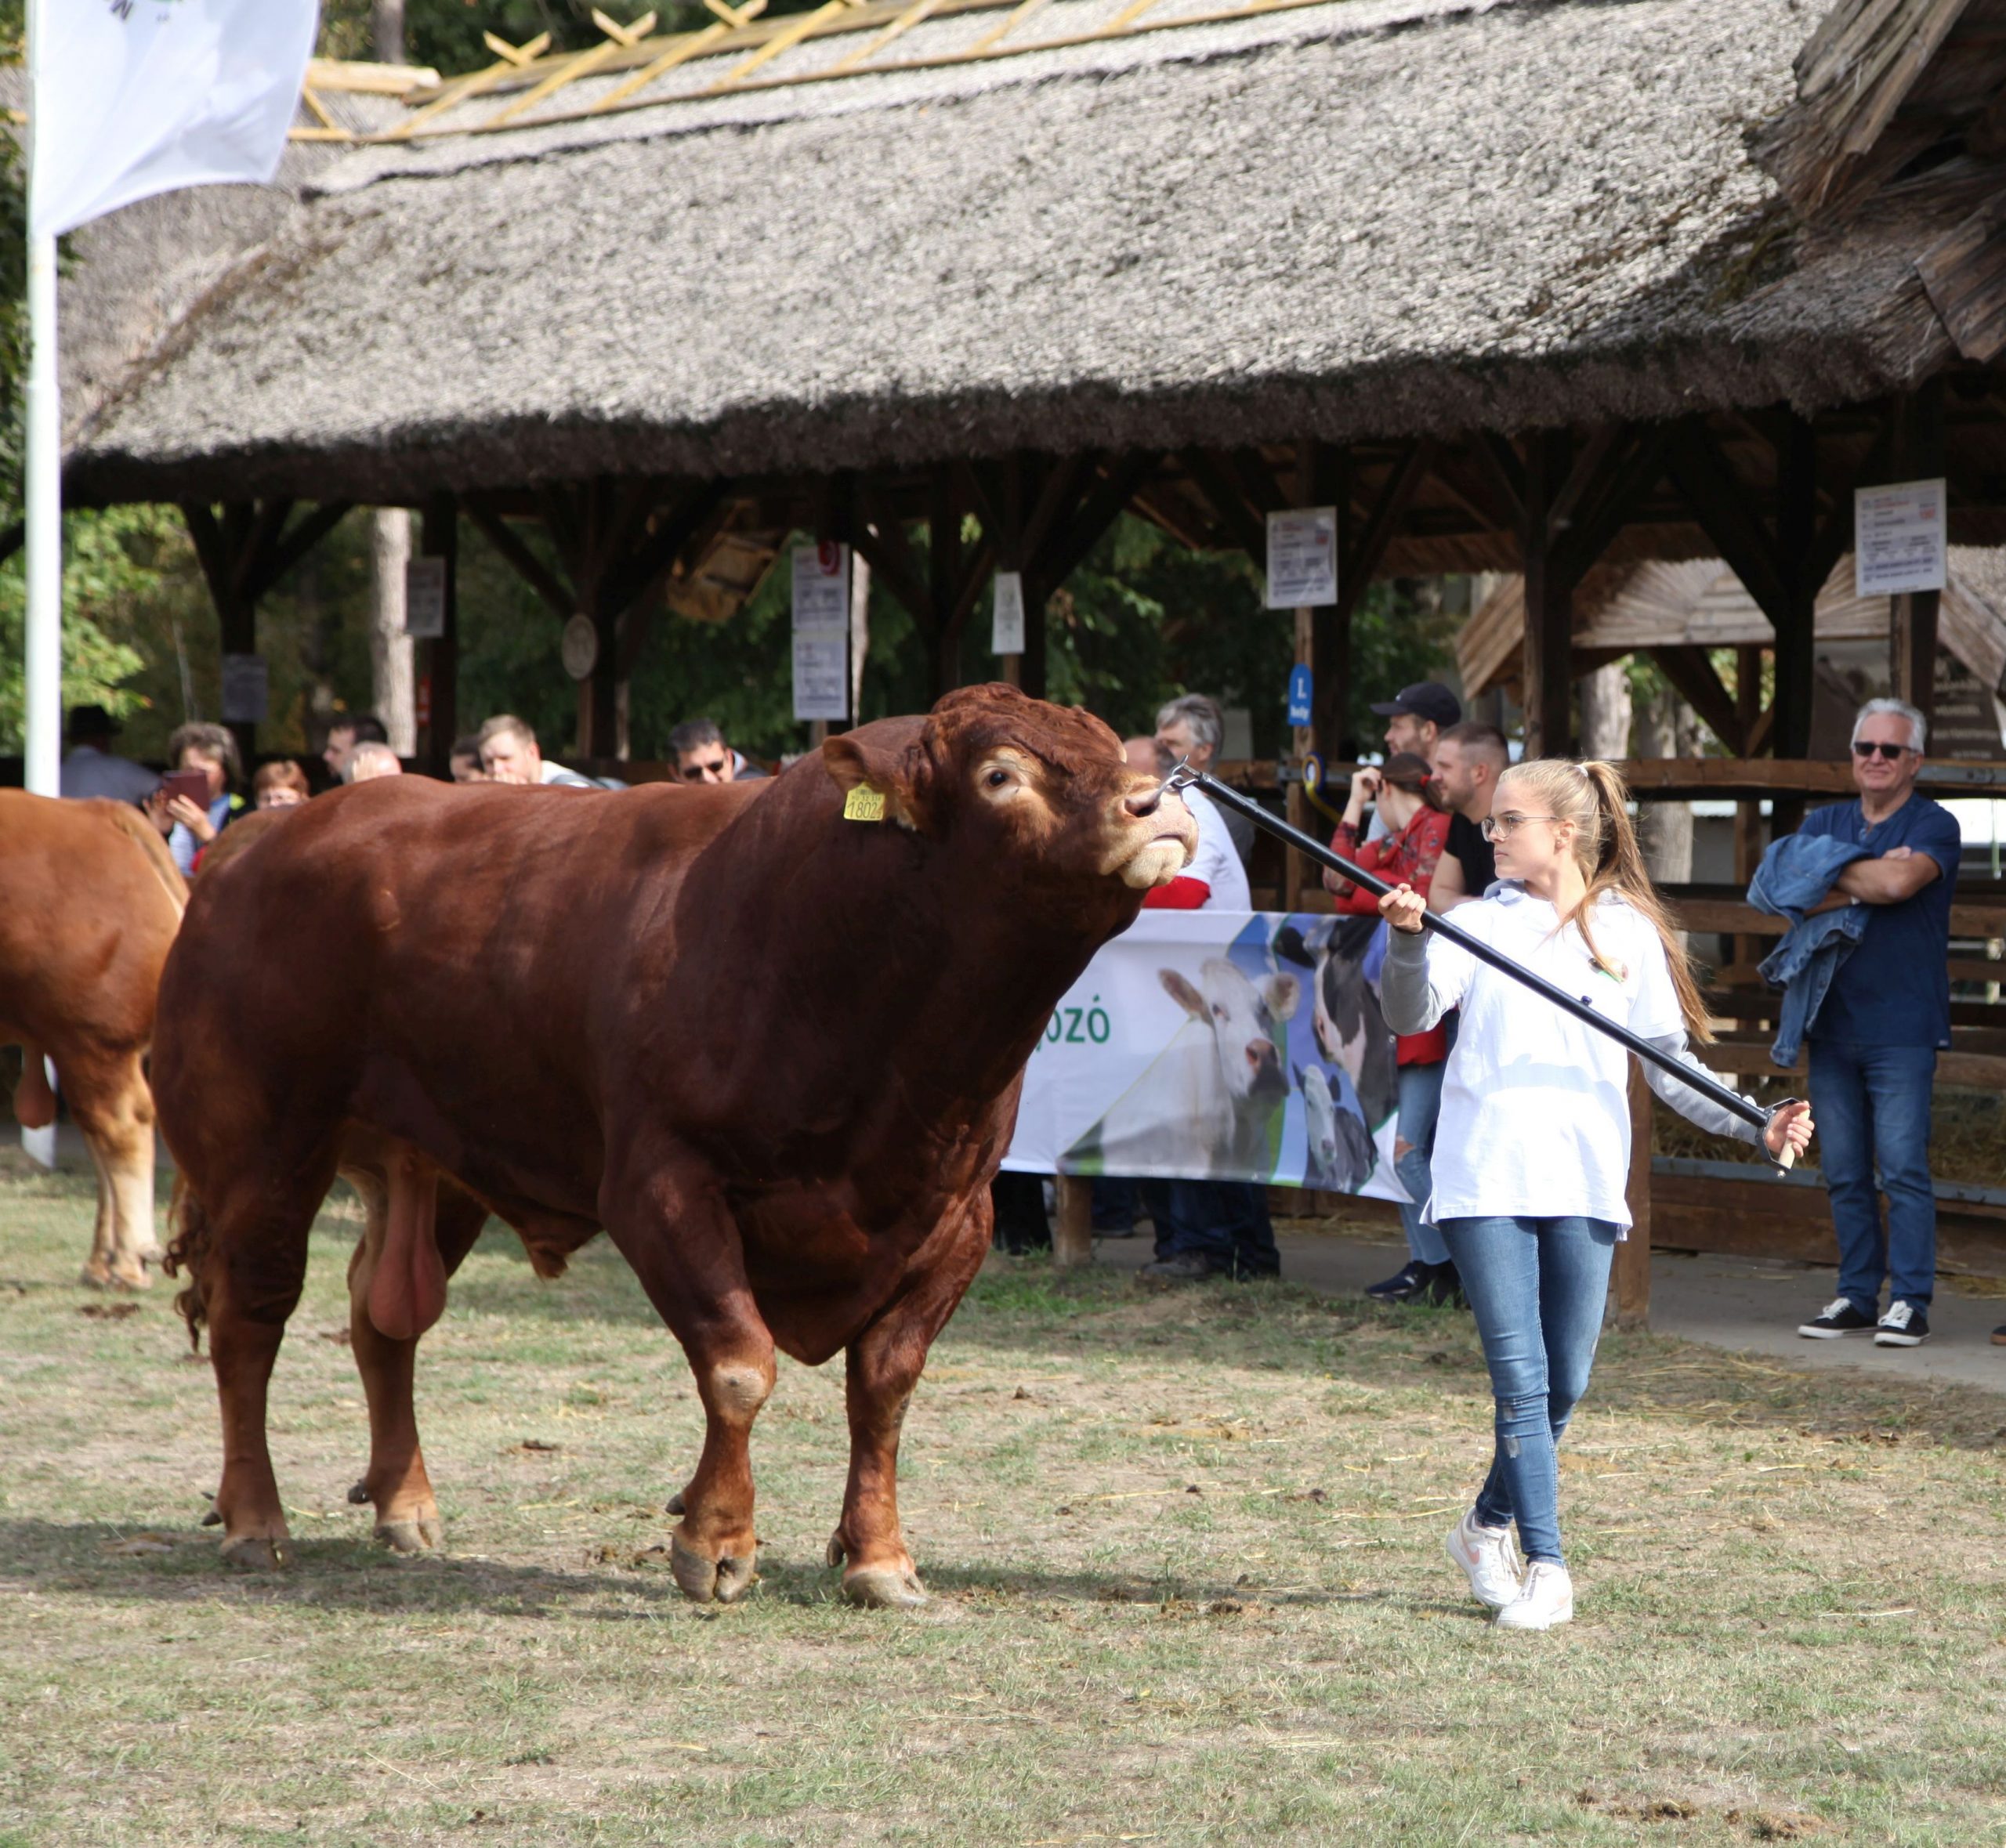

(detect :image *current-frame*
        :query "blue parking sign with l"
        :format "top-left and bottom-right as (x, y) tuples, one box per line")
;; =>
(1287, 664), (1313, 727)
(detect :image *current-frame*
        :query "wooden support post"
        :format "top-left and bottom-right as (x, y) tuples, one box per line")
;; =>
(1521, 431), (1574, 758)
(1890, 382), (1945, 723)
(1772, 414), (1818, 772)
(1285, 439), (1317, 913)
(997, 457), (1025, 689)
(1312, 446), (1351, 760)
(1732, 642), (1762, 974)
(1053, 1174), (1094, 1269)
(1617, 1059), (1653, 1330)
(928, 468), (961, 697)
(421, 493), (458, 776)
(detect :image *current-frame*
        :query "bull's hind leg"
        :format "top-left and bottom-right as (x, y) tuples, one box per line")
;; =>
(827, 1196), (992, 1609)
(342, 1159), (488, 1553)
(185, 1172), (328, 1568)
(604, 1150), (774, 1605)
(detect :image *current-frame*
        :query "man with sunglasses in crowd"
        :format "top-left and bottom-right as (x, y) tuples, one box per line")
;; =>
(671, 718), (769, 784)
(1783, 698), (1961, 1348)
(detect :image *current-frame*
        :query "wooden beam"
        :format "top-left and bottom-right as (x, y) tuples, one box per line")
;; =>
(1521, 431), (1573, 758)
(1550, 425), (1668, 586)
(1334, 440), (1432, 622)
(599, 480), (730, 617)
(465, 497), (576, 621)
(1030, 451), (1152, 596)
(1663, 421), (1793, 628)
(1178, 447), (1268, 565)
(1312, 447), (1351, 758)
(1772, 412), (1819, 767)
(848, 486), (931, 629)
(421, 494), (458, 776)
(1891, 381), (1946, 722)
(253, 501), (355, 599)
(927, 465), (961, 694)
(1648, 646), (1743, 750)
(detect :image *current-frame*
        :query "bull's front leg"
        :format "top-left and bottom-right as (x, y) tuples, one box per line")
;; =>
(605, 1148), (775, 1605)
(827, 1193), (992, 1609)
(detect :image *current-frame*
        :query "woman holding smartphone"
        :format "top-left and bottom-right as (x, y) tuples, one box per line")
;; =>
(1376, 758), (1812, 1629)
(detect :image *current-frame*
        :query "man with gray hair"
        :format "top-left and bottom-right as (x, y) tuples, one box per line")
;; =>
(1155, 693), (1253, 866)
(1781, 696), (1961, 1348)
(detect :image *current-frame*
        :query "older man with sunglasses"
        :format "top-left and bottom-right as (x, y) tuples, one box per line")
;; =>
(1782, 698), (1961, 1348)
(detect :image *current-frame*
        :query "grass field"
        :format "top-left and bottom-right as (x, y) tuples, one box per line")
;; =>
(2, 1160), (2004, 1847)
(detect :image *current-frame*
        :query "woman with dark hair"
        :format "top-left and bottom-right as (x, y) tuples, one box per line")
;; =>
(252, 760), (310, 810)
(147, 722), (244, 876)
(1323, 753), (1460, 1304)
(1378, 758), (1812, 1629)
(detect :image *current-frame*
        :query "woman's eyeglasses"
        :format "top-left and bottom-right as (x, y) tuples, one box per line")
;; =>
(1851, 740), (1912, 761)
(1479, 812), (1557, 842)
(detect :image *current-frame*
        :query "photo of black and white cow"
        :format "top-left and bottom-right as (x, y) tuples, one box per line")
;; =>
(1273, 914), (1398, 1135)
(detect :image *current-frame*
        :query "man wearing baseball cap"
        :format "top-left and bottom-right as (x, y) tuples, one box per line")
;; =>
(1370, 682), (1462, 758)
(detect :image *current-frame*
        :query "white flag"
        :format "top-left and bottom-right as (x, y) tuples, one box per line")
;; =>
(30, 0), (320, 240)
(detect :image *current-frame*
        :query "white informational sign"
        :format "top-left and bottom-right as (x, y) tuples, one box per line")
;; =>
(219, 653), (268, 725)
(28, 0), (319, 239)
(1265, 508), (1338, 610)
(404, 557), (447, 640)
(991, 571), (1027, 655)
(1003, 910), (1405, 1200)
(792, 543), (850, 721)
(1855, 479), (1948, 598)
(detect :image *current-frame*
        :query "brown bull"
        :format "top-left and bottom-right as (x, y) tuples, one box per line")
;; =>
(154, 686), (1196, 1604)
(1, 790), (186, 1288)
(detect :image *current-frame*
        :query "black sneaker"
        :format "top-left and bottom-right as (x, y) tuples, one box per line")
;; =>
(1874, 1302), (1929, 1347)
(1798, 1298), (1877, 1340)
(1367, 1260), (1429, 1302)
(1140, 1253), (1214, 1282)
(1419, 1261), (1466, 1309)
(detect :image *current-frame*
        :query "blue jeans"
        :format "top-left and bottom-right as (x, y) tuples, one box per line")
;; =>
(1806, 1040), (1937, 1312)
(1395, 1061), (1449, 1267)
(1139, 1179), (1280, 1278)
(1437, 1215), (1619, 1566)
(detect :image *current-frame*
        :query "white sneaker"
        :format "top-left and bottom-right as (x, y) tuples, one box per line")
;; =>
(1444, 1507), (1523, 1610)
(1494, 1560), (1573, 1630)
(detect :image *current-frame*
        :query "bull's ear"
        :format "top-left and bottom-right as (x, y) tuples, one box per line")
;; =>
(821, 735), (927, 832)
(1265, 973), (1302, 1021)
(1160, 969), (1207, 1019)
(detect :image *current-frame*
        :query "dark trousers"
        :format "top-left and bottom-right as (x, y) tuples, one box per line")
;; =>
(1139, 1178), (1280, 1278)
(990, 1171), (1052, 1253)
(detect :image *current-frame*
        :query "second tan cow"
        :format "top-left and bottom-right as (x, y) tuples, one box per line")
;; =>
(1, 790), (186, 1288)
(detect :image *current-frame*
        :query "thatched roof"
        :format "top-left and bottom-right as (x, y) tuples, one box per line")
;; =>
(63, 0), (1974, 507)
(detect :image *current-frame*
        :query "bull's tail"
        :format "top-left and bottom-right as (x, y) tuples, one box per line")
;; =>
(100, 801), (189, 916)
(162, 1175), (214, 1350)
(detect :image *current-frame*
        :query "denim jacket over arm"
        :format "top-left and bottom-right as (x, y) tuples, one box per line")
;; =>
(1747, 834), (1877, 1067)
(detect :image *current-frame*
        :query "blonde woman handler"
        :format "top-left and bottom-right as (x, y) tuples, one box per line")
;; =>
(1377, 759), (1813, 1630)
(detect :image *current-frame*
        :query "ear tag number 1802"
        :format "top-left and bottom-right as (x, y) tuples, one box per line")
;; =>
(843, 786), (887, 823)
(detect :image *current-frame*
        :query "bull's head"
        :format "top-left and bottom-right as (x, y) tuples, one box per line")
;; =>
(820, 685), (1197, 921)
(1163, 959), (1300, 1105)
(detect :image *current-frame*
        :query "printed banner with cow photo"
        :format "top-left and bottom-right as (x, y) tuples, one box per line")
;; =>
(1002, 910), (1408, 1202)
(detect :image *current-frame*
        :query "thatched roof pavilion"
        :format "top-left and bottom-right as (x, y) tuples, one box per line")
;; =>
(44, 0), (2006, 763)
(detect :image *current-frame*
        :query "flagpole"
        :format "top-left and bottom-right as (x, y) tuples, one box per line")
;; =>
(23, 0), (62, 800)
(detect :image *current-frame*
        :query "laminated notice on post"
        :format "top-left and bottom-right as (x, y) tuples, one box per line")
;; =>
(991, 571), (1026, 655)
(1855, 479), (1946, 598)
(404, 557), (447, 639)
(1266, 508), (1338, 609)
(219, 653), (268, 724)
(792, 542), (851, 721)
(793, 635), (848, 722)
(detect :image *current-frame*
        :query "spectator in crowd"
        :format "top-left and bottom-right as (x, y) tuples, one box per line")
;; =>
(324, 714), (388, 785)
(1324, 753), (1461, 1306)
(477, 714), (596, 788)
(671, 718), (769, 783)
(448, 736), (487, 783)
(252, 761), (310, 811)
(1372, 682), (1462, 760)
(147, 722), (244, 876)
(1155, 693), (1254, 866)
(1117, 721), (1276, 1282)
(347, 741), (404, 783)
(1783, 698), (1961, 1349)
(1428, 721), (1511, 902)
(58, 703), (159, 805)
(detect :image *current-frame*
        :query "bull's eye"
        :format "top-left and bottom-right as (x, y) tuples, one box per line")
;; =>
(985, 768), (1012, 789)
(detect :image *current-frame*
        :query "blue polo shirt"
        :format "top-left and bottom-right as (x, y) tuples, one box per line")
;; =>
(1797, 793), (1961, 1048)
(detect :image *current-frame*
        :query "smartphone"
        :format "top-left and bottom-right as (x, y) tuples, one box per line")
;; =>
(159, 769), (212, 810)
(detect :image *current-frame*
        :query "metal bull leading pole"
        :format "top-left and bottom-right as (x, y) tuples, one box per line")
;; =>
(1164, 764), (1794, 1163)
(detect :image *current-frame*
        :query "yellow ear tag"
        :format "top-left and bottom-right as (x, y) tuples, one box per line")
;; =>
(843, 785), (887, 823)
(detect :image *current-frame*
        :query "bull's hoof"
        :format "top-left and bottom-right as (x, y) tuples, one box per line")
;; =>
(842, 1564), (929, 1609)
(219, 1534), (289, 1571)
(80, 1259), (150, 1292)
(669, 1531), (757, 1604)
(346, 1480), (371, 1506)
(664, 1491), (685, 1516)
(375, 1517), (444, 1554)
(200, 1506), (223, 1528)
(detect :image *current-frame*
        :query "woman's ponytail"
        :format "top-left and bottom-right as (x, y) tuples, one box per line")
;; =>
(1501, 757), (1713, 1044)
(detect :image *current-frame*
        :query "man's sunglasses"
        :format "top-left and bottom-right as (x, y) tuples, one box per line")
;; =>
(1851, 740), (1913, 761)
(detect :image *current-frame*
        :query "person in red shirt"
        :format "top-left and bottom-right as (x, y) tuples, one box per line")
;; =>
(1324, 753), (1462, 1305)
